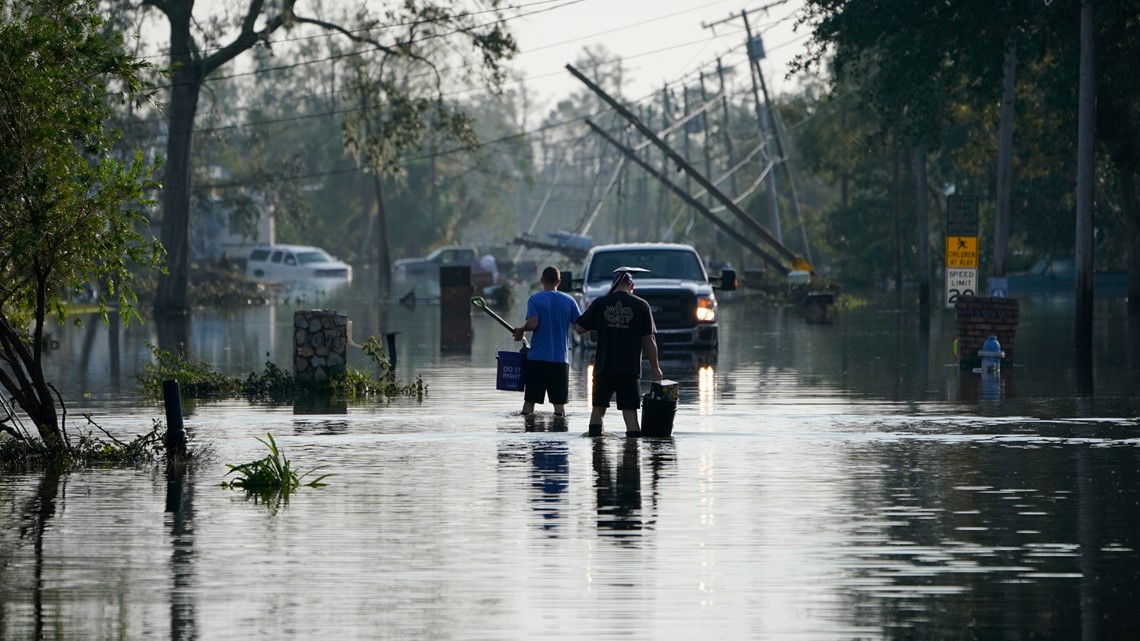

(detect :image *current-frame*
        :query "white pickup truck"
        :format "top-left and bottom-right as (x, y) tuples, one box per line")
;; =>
(567, 243), (736, 350)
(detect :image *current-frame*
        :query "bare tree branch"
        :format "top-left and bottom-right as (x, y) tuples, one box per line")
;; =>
(291, 13), (445, 96)
(201, 0), (297, 77)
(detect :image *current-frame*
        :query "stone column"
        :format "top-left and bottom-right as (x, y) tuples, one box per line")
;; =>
(294, 309), (350, 384)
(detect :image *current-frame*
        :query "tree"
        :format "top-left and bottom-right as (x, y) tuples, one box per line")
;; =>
(796, 0), (1140, 316)
(143, 0), (516, 310)
(0, 0), (163, 448)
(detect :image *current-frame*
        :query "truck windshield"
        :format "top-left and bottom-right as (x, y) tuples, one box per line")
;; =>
(586, 249), (705, 283)
(296, 250), (334, 264)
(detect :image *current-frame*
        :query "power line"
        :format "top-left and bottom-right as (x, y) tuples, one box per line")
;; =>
(136, 0), (583, 60)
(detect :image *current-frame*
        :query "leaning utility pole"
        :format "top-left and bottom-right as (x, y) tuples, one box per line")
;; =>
(586, 120), (788, 275)
(568, 64), (806, 271)
(704, 2), (813, 265)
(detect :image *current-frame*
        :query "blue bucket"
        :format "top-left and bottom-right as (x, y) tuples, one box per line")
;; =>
(496, 349), (527, 392)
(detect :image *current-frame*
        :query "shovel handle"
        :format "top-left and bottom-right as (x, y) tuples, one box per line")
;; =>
(471, 297), (529, 349)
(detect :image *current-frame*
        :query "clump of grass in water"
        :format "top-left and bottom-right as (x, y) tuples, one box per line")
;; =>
(223, 433), (330, 493)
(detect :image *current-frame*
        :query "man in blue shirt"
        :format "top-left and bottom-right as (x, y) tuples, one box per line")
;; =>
(512, 266), (581, 416)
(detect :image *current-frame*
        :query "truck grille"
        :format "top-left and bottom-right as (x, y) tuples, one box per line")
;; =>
(637, 289), (696, 329)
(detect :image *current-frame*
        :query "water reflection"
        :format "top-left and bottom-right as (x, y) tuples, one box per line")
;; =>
(23, 469), (61, 641)
(165, 462), (196, 641)
(592, 439), (644, 543)
(528, 433), (569, 535)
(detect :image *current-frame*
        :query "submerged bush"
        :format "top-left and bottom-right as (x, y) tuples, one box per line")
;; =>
(138, 339), (426, 402)
(137, 343), (243, 398)
(330, 336), (426, 399)
(0, 418), (167, 468)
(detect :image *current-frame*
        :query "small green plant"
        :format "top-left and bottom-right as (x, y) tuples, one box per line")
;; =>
(222, 433), (330, 493)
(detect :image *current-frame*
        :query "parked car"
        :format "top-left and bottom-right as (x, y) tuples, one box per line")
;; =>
(566, 243), (736, 350)
(1006, 256), (1126, 297)
(245, 244), (352, 285)
(393, 245), (505, 300)
(393, 246), (481, 279)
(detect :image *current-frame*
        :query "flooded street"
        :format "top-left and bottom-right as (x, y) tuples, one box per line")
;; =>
(2, 285), (1138, 640)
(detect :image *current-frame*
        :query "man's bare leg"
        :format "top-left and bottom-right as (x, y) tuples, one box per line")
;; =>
(621, 408), (641, 435)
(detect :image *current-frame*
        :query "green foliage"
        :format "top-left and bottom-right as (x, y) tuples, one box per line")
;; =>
(0, 0), (164, 323)
(137, 343), (243, 399)
(242, 356), (296, 401)
(138, 340), (427, 402)
(223, 433), (330, 494)
(0, 419), (166, 468)
(0, 0), (164, 447)
(330, 336), (427, 400)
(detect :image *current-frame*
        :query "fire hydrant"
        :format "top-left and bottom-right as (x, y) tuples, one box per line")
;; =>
(977, 335), (1004, 377)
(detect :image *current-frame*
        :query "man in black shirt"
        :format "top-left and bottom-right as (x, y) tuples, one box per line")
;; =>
(575, 267), (663, 436)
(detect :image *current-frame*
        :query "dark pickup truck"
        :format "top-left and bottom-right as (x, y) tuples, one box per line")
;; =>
(568, 243), (736, 350)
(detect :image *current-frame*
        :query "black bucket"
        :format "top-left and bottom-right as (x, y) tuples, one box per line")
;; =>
(640, 394), (677, 437)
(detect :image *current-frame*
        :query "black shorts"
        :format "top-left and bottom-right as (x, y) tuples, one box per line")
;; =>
(591, 370), (641, 410)
(523, 360), (570, 405)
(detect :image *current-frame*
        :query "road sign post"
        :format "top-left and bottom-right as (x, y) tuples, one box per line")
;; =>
(945, 196), (979, 308)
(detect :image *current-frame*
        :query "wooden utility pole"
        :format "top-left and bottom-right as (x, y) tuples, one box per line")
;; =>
(739, 11), (782, 243)
(892, 147), (903, 310)
(705, 3), (814, 265)
(1075, 0), (1096, 354)
(716, 57), (744, 270)
(994, 41), (1017, 278)
(915, 146), (931, 324)
(699, 71), (718, 257)
(657, 85), (672, 239)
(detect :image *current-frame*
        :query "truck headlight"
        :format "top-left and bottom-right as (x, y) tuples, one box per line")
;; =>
(696, 296), (716, 322)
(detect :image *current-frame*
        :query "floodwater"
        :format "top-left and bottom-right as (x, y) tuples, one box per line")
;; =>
(2, 283), (1139, 640)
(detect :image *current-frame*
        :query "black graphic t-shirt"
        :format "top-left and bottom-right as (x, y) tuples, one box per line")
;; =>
(577, 291), (656, 377)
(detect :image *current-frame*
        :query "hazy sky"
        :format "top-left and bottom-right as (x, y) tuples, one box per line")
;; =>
(504, 0), (811, 115)
(136, 0), (814, 129)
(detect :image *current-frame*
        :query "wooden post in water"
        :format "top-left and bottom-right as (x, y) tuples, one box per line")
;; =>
(440, 265), (473, 353)
(162, 379), (187, 457)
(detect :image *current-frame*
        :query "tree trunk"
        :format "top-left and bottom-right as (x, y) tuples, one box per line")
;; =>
(0, 316), (62, 448)
(1122, 169), (1140, 317)
(372, 170), (392, 296)
(154, 6), (200, 315)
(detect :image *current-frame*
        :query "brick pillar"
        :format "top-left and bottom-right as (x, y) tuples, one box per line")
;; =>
(293, 309), (350, 383)
(955, 296), (1019, 368)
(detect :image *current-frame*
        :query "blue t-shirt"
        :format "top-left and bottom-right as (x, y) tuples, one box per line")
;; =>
(525, 290), (581, 363)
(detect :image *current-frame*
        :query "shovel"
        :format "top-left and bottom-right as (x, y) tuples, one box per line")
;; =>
(471, 296), (529, 350)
